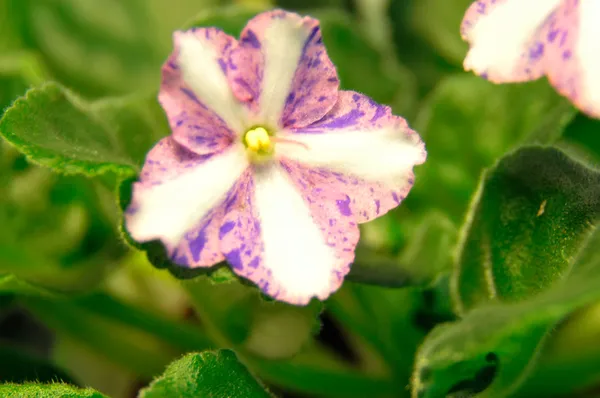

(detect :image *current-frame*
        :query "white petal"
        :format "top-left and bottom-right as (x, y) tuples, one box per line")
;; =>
(177, 31), (245, 132)
(258, 17), (312, 127)
(277, 129), (425, 187)
(578, 0), (600, 111)
(254, 164), (337, 302)
(463, 0), (561, 81)
(127, 145), (248, 247)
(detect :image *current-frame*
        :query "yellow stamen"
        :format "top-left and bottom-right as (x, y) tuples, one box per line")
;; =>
(244, 127), (272, 152)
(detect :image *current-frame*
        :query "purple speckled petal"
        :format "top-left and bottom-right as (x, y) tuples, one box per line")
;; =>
(125, 137), (248, 253)
(219, 163), (358, 305)
(170, 169), (253, 267)
(227, 9), (339, 129)
(544, 0), (600, 118)
(276, 91), (425, 223)
(159, 28), (243, 155)
(461, 0), (560, 83)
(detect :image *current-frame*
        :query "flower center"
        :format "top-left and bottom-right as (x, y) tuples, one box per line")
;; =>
(244, 127), (272, 152)
(243, 126), (275, 163)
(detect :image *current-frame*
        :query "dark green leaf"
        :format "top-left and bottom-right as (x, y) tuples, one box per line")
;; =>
(452, 146), (600, 313)
(0, 383), (106, 398)
(329, 284), (427, 394)
(413, 149), (600, 397)
(414, 225), (600, 398)
(0, 344), (76, 384)
(561, 112), (600, 162)
(0, 82), (167, 177)
(140, 350), (271, 398)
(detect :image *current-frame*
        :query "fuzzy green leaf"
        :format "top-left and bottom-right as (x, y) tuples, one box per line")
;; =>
(0, 383), (107, 398)
(413, 147), (600, 397)
(452, 146), (600, 313)
(140, 350), (271, 398)
(0, 82), (167, 177)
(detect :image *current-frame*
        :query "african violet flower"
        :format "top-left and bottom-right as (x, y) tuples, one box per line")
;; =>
(125, 10), (426, 305)
(461, 0), (600, 118)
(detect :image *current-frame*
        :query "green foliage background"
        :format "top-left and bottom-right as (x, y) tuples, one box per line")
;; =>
(1, 0), (600, 397)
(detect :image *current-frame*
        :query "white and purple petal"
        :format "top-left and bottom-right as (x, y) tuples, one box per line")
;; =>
(276, 91), (425, 223)
(461, 0), (561, 82)
(219, 162), (358, 305)
(227, 10), (339, 129)
(125, 137), (249, 251)
(170, 170), (253, 267)
(544, 0), (600, 118)
(159, 28), (245, 155)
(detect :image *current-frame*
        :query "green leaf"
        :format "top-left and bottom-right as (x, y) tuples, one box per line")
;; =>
(0, 383), (106, 398)
(23, 293), (213, 378)
(452, 146), (600, 313)
(184, 278), (321, 358)
(314, 10), (417, 114)
(140, 350), (271, 398)
(0, 274), (57, 297)
(409, 75), (576, 222)
(412, 148), (600, 398)
(328, 284), (428, 394)
(512, 301), (600, 397)
(410, 0), (471, 65)
(0, 82), (167, 177)
(8, 0), (163, 98)
(561, 112), (600, 162)
(184, 279), (398, 397)
(414, 225), (600, 398)
(398, 211), (457, 284)
(0, 52), (46, 117)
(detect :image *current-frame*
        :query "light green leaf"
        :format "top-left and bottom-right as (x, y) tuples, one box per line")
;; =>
(0, 52), (48, 129)
(23, 293), (213, 378)
(398, 211), (457, 284)
(452, 146), (600, 313)
(512, 301), (600, 397)
(0, 383), (106, 398)
(412, 148), (600, 398)
(0, 274), (56, 297)
(410, 0), (471, 65)
(0, 82), (167, 177)
(410, 75), (576, 222)
(140, 350), (271, 398)
(8, 0), (163, 97)
(184, 278), (321, 358)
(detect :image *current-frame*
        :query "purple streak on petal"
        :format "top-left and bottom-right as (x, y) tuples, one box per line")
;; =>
(336, 195), (352, 216)
(159, 28), (237, 155)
